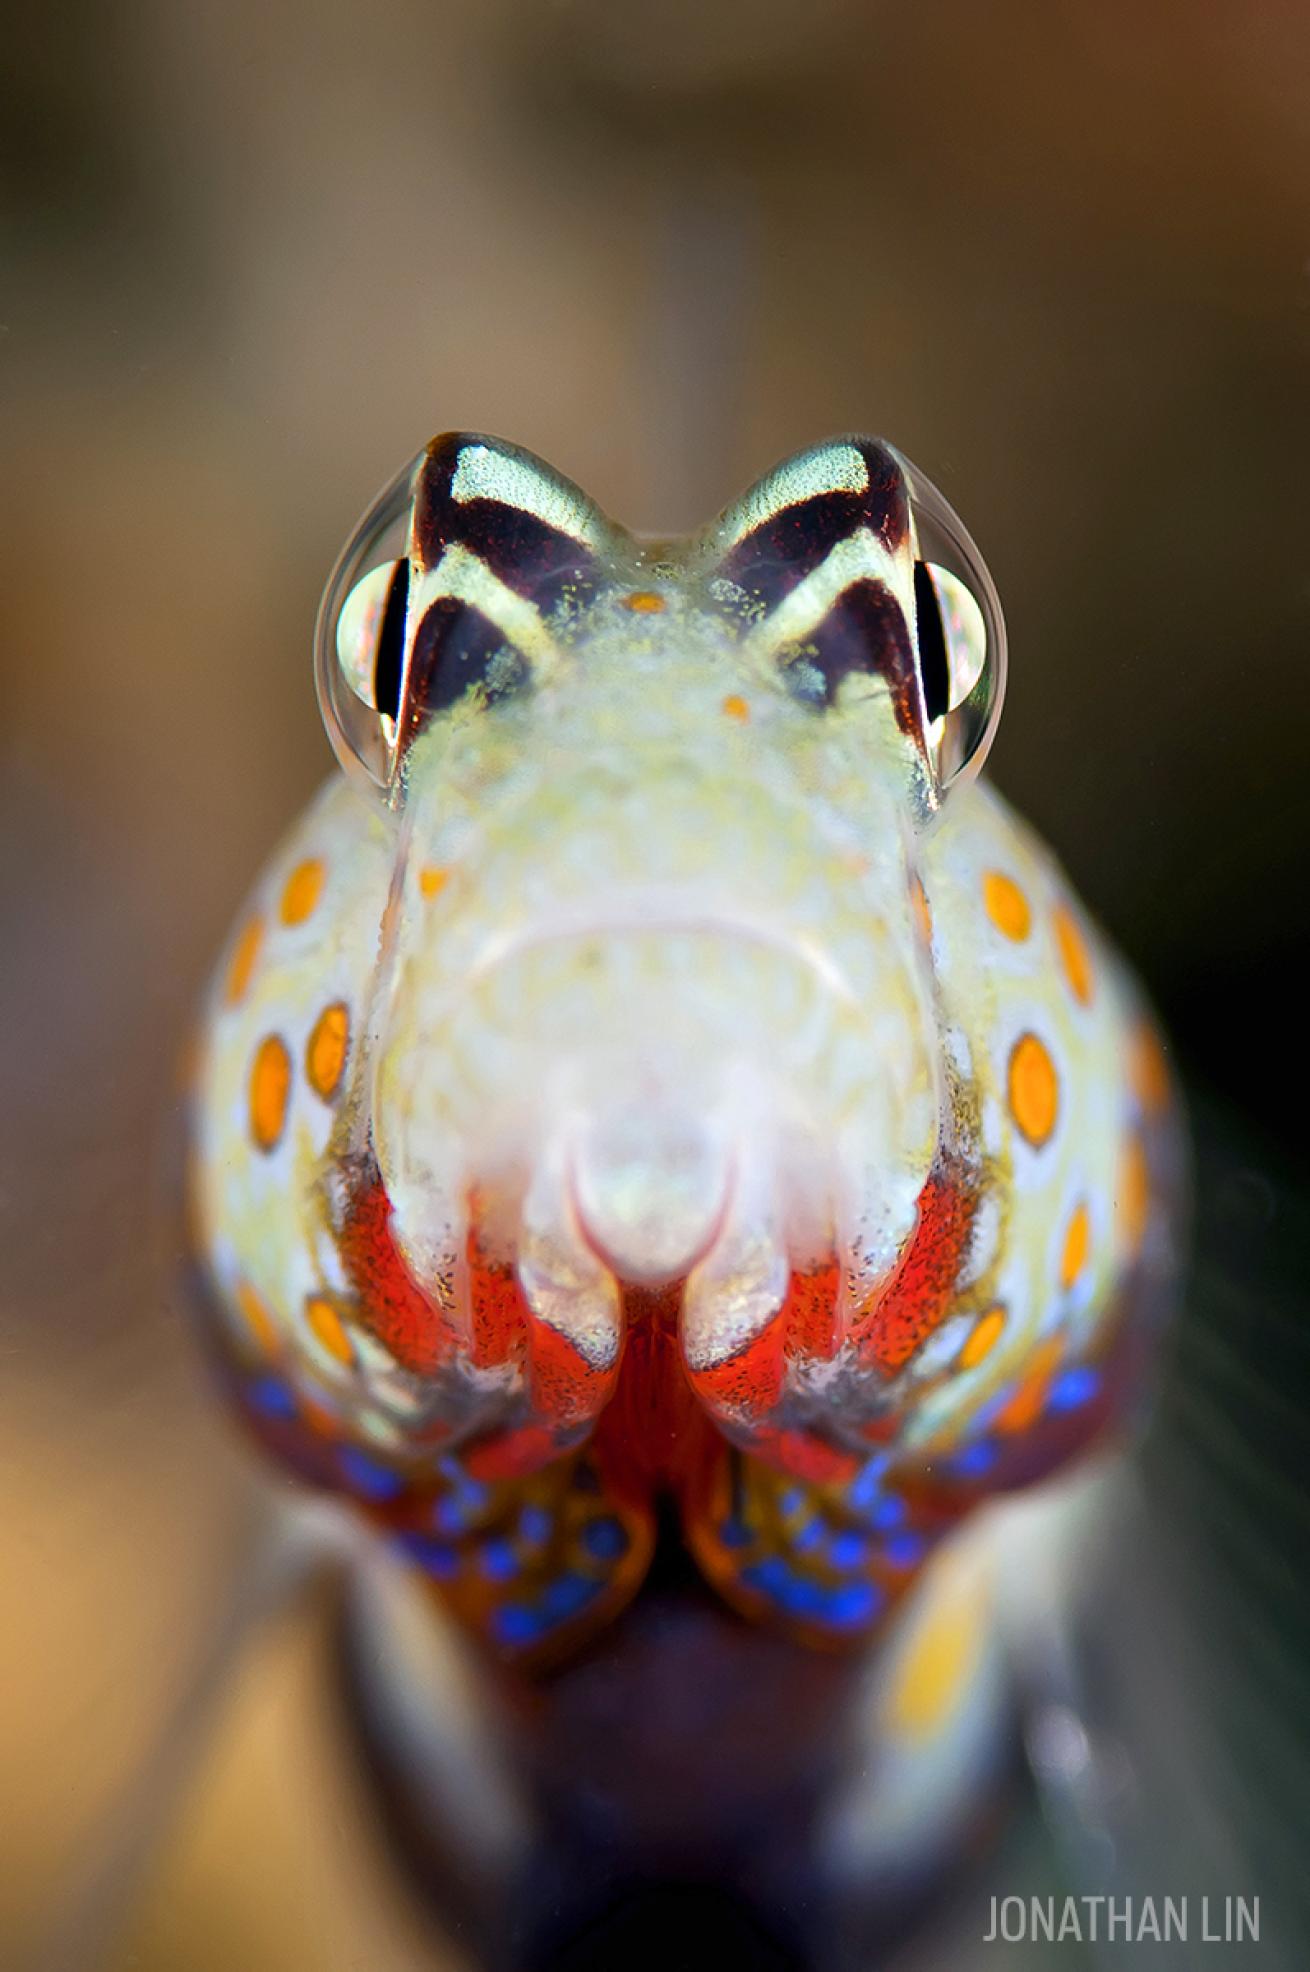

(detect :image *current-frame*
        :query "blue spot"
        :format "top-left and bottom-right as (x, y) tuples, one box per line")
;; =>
(741, 1555), (794, 1600)
(433, 1477), (489, 1534)
(829, 1530), (873, 1571)
(779, 1487), (807, 1518)
(740, 1557), (825, 1620)
(437, 1453), (464, 1484)
(947, 1440), (997, 1480)
(518, 1505), (552, 1546)
(824, 1578), (883, 1627)
(433, 1494), (469, 1535)
(792, 1517), (826, 1555)
(541, 1571), (603, 1624)
(249, 1375), (296, 1422)
(741, 1558), (884, 1630)
(479, 1538), (519, 1581)
(848, 1457), (892, 1515)
(581, 1516), (628, 1563)
(869, 1493), (906, 1530)
(394, 1533), (458, 1579)
(883, 1531), (927, 1571)
(493, 1603), (543, 1648)
(1048, 1366), (1100, 1413)
(339, 1446), (405, 1501)
(718, 1517), (753, 1549)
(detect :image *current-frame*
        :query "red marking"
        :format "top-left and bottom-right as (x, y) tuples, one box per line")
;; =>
(465, 1227), (529, 1369)
(783, 1258), (843, 1362)
(526, 1313), (621, 1431)
(339, 1166), (456, 1376)
(463, 1423), (558, 1482)
(753, 1427), (858, 1486)
(685, 1309), (787, 1424)
(592, 1287), (718, 1505)
(855, 1162), (977, 1374)
(676, 1259), (852, 1483)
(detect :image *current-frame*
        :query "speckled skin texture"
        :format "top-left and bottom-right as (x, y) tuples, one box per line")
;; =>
(187, 434), (1182, 1674)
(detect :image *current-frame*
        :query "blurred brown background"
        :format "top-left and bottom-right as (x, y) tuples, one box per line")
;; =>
(2, 2), (1308, 1966)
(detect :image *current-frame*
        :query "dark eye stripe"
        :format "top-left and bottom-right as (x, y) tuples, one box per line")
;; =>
(405, 595), (528, 728)
(718, 440), (909, 609)
(781, 577), (922, 737)
(412, 434), (596, 614)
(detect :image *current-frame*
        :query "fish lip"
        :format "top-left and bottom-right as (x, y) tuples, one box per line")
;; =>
(565, 1131), (738, 1290)
(461, 899), (860, 1007)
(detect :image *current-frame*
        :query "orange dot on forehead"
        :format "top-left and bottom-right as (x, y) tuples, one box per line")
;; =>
(721, 693), (750, 722)
(1059, 1201), (1091, 1290)
(306, 1001), (349, 1102)
(622, 589), (666, 613)
(959, 1303), (1005, 1370)
(1008, 1031), (1059, 1147)
(983, 870), (1031, 942)
(280, 857), (326, 926)
(224, 915), (263, 1005)
(305, 1293), (354, 1366)
(418, 864), (449, 900)
(249, 1033), (292, 1151)
(1054, 903), (1094, 1005)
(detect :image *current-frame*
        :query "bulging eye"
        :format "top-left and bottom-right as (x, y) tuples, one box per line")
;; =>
(315, 453), (420, 794)
(336, 558), (408, 723)
(899, 454), (1007, 795)
(913, 559), (988, 729)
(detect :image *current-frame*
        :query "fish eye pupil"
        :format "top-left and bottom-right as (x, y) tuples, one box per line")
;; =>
(913, 559), (950, 726)
(373, 559), (410, 724)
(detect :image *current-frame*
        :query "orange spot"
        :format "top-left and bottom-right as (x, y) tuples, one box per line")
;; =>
(306, 1001), (349, 1101)
(305, 1293), (354, 1366)
(722, 693), (750, 722)
(235, 1280), (278, 1354)
(298, 1394), (341, 1437)
(418, 864), (450, 900)
(1008, 1032), (1059, 1148)
(1118, 1134), (1151, 1255)
(224, 916), (263, 1005)
(959, 1304), (1006, 1370)
(1059, 1201), (1091, 1290)
(1130, 1021), (1171, 1115)
(1054, 904), (1094, 1004)
(983, 870), (1031, 942)
(910, 875), (933, 944)
(621, 589), (665, 613)
(996, 1336), (1062, 1434)
(280, 857), (325, 926)
(249, 1034), (292, 1151)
